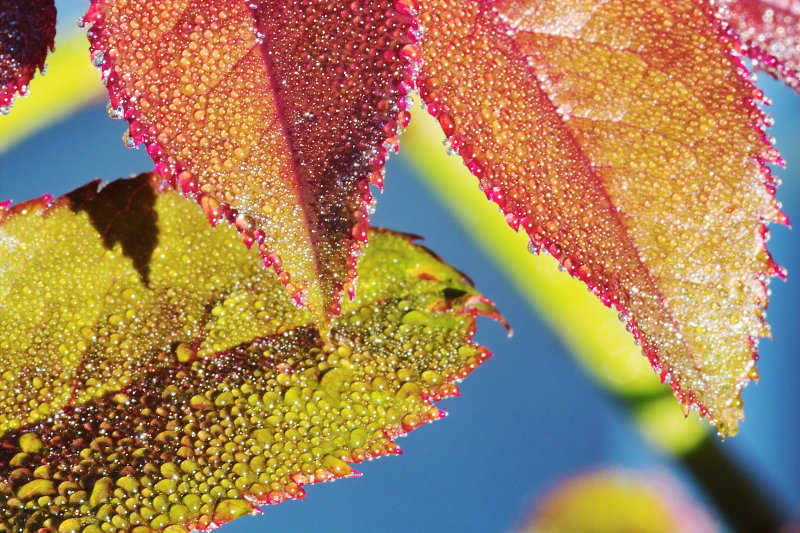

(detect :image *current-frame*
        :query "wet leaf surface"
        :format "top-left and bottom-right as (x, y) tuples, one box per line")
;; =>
(416, 0), (784, 434)
(0, 172), (499, 532)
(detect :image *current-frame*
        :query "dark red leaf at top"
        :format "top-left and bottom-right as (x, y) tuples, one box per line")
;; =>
(83, 0), (420, 322)
(0, 0), (56, 111)
(723, 0), (800, 92)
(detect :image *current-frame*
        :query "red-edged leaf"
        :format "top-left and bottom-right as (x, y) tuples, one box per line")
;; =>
(723, 0), (800, 92)
(0, 173), (499, 531)
(416, 0), (783, 434)
(83, 0), (420, 321)
(0, 0), (56, 112)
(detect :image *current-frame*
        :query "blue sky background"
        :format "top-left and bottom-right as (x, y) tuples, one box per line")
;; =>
(0, 3), (798, 532)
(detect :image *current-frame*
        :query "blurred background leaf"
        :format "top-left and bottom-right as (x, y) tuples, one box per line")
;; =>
(519, 468), (717, 533)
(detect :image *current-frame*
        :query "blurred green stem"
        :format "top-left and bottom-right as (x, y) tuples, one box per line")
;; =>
(680, 434), (783, 533)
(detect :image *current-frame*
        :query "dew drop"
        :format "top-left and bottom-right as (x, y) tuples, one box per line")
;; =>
(92, 51), (105, 68)
(437, 112), (456, 137)
(106, 102), (124, 119)
(122, 130), (136, 149)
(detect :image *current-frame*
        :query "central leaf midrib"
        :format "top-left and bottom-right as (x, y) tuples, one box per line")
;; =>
(488, 8), (702, 386)
(247, 4), (330, 310)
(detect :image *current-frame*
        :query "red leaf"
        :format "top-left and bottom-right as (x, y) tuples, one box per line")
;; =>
(416, 0), (783, 434)
(723, 0), (800, 92)
(0, 0), (56, 112)
(83, 0), (419, 320)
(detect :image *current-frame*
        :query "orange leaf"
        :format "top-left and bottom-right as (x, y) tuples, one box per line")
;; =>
(0, 0), (56, 112)
(416, 0), (784, 434)
(0, 173), (499, 531)
(83, 0), (420, 321)
(723, 0), (800, 93)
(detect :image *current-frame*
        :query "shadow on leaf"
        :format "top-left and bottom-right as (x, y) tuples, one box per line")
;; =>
(66, 173), (158, 285)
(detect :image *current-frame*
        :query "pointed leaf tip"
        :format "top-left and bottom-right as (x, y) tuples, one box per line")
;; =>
(416, 0), (781, 434)
(0, 0), (56, 112)
(0, 172), (502, 531)
(84, 0), (421, 323)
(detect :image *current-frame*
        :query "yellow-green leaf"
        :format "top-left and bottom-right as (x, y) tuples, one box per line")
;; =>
(0, 172), (500, 532)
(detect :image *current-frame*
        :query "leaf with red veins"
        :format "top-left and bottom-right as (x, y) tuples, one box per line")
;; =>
(83, 0), (419, 320)
(417, 0), (784, 435)
(0, 0), (56, 112)
(722, 0), (800, 92)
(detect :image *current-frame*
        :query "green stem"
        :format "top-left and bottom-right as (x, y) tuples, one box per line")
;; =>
(679, 435), (784, 533)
